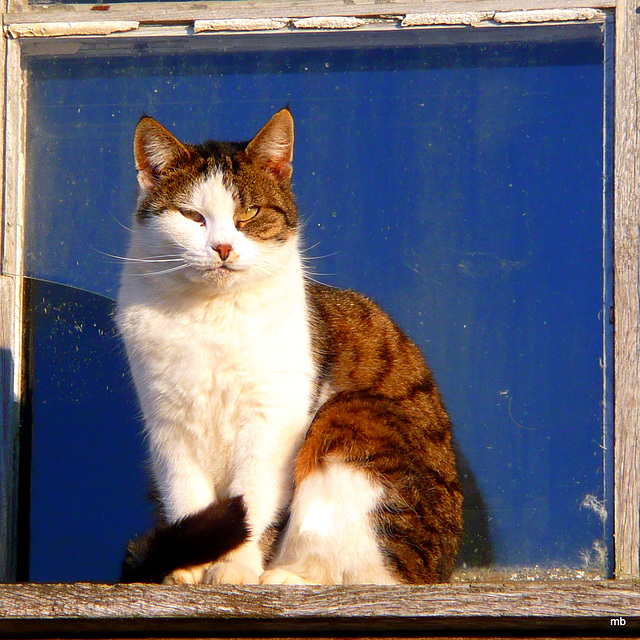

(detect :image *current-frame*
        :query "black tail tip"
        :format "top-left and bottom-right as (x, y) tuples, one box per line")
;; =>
(120, 495), (249, 583)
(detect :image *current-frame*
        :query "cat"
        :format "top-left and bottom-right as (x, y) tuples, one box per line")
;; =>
(117, 108), (463, 585)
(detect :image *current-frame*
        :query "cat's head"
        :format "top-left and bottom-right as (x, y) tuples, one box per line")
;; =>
(128, 108), (298, 293)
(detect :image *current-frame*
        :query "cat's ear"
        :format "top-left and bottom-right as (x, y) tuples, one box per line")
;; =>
(246, 108), (294, 183)
(134, 117), (189, 192)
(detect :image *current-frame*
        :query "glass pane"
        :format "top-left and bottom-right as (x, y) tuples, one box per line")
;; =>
(23, 24), (611, 581)
(23, 279), (151, 582)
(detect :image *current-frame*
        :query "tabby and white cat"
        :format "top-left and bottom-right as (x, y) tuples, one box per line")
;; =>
(117, 108), (462, 585)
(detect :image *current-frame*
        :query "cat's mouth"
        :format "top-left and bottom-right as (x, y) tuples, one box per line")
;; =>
(201, 263), (242, 279)
(186, 265), (239, 290)
(199, 262), (237, 273)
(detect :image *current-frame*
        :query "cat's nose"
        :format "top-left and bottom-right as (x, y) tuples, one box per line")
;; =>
(214, 244), (233, 261)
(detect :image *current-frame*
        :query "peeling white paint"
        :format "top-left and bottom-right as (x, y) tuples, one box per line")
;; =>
(4, 6), (606, 40)
(293, 16), (366, 29)
(493, 8), (605, 23)
(194, 18), (289, 33)
(402, 7), (604, 28)
(7, 21), (140, 38)
(402, 11), (494, 27)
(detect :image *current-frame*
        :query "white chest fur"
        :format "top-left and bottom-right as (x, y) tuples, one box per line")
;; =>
(116, 253), (315, 524)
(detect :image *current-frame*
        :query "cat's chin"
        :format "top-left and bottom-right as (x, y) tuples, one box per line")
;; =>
(184, 264), (251, 292)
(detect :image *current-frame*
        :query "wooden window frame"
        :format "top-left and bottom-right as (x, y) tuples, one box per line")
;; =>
(0, 0), (638, 635)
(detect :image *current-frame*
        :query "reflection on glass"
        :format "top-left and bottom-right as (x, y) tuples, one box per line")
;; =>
(23, 27), (611, 580)
(24, 279), (151, 582)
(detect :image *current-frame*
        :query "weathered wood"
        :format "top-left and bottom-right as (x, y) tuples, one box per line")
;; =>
(2, 34), (25, 277)
(0, 582), (638, 637)
(6, 11), (608, 40)
(3, 0), (615, 29)
(6, 0), (27, 14)
(0, 0), (634, 611)
(0, 35), (25, 583)
(0, 0), (10, 585)
(614, 0), (640, 579)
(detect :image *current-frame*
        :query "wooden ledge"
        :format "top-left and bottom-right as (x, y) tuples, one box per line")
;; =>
(0, 581), (638, 637)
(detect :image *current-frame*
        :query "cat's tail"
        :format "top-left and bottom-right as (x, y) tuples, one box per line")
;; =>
(120, 495), (250, 583)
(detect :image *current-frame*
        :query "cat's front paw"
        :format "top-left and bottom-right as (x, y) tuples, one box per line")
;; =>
(203, 561), (260, 584)
(259, 568), (314, 585)
(163, 563), (211, 584)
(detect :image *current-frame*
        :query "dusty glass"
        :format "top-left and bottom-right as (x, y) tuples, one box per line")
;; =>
(22, 25), (612, 581)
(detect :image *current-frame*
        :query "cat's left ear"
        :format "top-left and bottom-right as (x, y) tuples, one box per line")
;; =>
(246, 108), (294, 183)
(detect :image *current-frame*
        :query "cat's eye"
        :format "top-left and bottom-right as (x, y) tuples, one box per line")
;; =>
(180, 209), (206, 226)
(237, 206), (260, 223)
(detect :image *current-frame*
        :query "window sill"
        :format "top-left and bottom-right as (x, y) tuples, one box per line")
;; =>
(0, 581), (638, 637)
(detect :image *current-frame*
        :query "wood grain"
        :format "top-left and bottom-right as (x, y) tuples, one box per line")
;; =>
(3, 0), (615, 28)
(0, 37), (25, 584)
(0, 0), (13, 585)
(0, 0), (635, 603)
(614, 0), (640, 579)
(0, 582), (638, 636)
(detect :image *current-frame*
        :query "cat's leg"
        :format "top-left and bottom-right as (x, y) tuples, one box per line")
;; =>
(260, 455), (398, 585)
(262, 391), (462, 585)
(260, 394), (398, 585)
(203, 559), (260, 584)
(163, 563), (211, 585)
(203, 411), (309, 585)
(259, 567), (313, 585)
(148, 431), (216, 524)
(146, 434), (222, 584)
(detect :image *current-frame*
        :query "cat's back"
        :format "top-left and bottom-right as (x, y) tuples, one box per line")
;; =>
(306, 280), (447, 417)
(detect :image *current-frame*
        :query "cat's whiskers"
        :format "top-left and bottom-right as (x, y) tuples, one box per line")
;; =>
(301, 263), (338, 278)
(302, 252), (340, 262)
(253, 260), (286, 280)
(111, 216), (135, 233)
(122, 256), (185, 264)
(300, 240), (323, 253)
(168, 235), (194, 254)
(299, 239), (341, 261)
(131, 263), (189, 277)
(299, 247), (338, 280)
(303, 274), (331, 287)
(253, 266), (280, 279)
(302, 261), (338, 280)
(95, 248), (185, 264)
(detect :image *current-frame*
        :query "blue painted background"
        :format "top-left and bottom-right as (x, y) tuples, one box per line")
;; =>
(23, 31), (610, 581)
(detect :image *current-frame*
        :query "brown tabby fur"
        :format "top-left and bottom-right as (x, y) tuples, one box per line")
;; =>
(301, 283), (463, 582)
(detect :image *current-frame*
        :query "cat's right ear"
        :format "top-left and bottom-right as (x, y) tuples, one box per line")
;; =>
(134, 117), (189, 192)
(246, 108), (294, 184)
